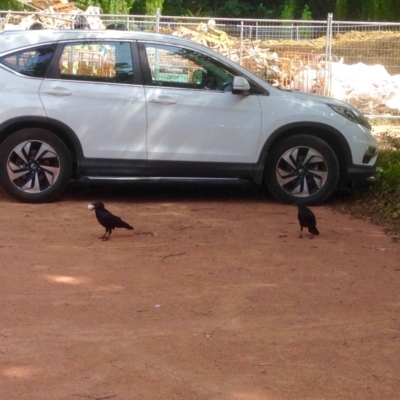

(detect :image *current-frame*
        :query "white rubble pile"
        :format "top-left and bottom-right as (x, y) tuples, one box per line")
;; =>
(292, 60), (400, 113)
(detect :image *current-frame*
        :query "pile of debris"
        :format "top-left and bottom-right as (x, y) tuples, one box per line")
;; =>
(0, 0), (104, 30)
(173, 20), (280, 85)
(172, 20), (329, 87)
(173, 21), (400, 112)
(325, 61), (400, 114)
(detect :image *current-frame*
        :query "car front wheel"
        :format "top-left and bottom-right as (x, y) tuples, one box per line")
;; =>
(0, 128), (72, 203)
(265, 134), (340, 205)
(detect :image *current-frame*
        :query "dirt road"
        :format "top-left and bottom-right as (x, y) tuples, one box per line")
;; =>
(1, 181), (399, 400)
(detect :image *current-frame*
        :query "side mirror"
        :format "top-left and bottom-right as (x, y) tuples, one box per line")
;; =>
(232, 76), (250, 92)
(193, 69), (207, 85)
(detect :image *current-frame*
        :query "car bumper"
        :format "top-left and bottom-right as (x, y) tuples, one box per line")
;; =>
(346, 164), (378, 182)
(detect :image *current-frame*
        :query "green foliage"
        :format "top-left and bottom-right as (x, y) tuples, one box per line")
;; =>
(340, 139), (400, 239)
(145, 0), (164, 15)
(75, 0), (132, 14)
(217, 0), (251, 17)
(130, 0), (147, 14)
(299, 4), (312, 38)
(281, 0), (296, 20)
(375, 146), (400, 197)
(334, 0), (347, 20)
(254, 3), (274, 18)
(2, 0), (400, 25)
(183, 7), (210, 17)
(365, 134), (400, 230)
(106, 0), (131, 14)
(301, 4), (312, 20)
(0, 0), (24, 10)
(361, 0), (392, 21)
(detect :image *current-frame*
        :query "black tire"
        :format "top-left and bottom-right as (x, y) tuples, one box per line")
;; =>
(0, 128), (72, 203)
(265, 134), (340, 205)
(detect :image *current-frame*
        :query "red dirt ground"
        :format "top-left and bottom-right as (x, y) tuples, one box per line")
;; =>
(1, 181), (399, 400)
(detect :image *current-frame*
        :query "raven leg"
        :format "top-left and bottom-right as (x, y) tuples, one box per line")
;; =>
(299, 225), (303, 238)
(99, 231), (107, 240)
(102, 230), (112, 241)
(99, 229), (111, 240)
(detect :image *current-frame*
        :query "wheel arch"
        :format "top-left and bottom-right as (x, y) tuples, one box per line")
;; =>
(255, 122), (352, 185)
(0, 116), (83, 178)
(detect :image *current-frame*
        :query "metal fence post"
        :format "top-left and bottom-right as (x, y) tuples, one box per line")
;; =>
(324, 13), (333, 97)
(240, 21), (244, 66)
(155, 8), (160, 33)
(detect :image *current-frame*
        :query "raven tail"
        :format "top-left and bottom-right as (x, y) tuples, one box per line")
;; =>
(120, 221), (134, 230)
(309, 226), (319, 235)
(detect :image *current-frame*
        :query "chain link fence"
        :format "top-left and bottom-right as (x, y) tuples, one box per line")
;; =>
(2, 10), (400, 117)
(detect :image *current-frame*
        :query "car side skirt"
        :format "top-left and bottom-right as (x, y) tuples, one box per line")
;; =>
(78, 159), (256, 181)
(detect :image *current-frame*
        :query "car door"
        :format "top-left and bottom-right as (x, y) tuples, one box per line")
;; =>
(140, 42), (262, 176)
(0, 44), (55, 120)
(40, 40), (147, 165)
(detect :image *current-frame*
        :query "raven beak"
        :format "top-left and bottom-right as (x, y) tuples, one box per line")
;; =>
(87, 204), (95, 210)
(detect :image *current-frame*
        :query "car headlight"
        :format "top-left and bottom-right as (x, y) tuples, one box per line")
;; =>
(329, 104), (371, 130)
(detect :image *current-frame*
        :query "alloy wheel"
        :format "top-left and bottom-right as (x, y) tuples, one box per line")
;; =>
(6, 140), (61, 193)
(275, 146), (328, 198)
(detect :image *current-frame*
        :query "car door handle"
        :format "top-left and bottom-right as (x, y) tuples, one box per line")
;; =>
(149, 97), (177, 105)
(43, 89), (72, 97)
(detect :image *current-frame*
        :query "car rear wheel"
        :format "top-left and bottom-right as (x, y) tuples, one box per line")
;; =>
(0, 128), (72, 203)
(265, 134), (340, 205)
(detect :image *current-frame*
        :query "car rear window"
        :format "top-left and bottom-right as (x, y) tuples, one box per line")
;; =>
(0, 45), (56, 78)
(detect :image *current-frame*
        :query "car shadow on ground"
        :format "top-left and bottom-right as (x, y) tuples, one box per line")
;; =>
(0, 177), (373, 209)
(60, 179), (272, 205)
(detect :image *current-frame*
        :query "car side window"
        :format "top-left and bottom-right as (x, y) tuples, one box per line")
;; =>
(144, 43), (235, 91)
(58, 41), (134, 84)
(0, 45), (56, 78)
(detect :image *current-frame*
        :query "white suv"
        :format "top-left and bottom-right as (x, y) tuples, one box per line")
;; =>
(0, 29), (378, 204)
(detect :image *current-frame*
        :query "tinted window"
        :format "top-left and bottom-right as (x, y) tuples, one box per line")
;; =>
(59, 41), (134, 84)
(0, 45), (56, 78)
(144, 44), (235, 91)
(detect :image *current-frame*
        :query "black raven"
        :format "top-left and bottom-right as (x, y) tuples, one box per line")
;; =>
(88, 202), (133, 240)
(297, 205), (319, 239)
